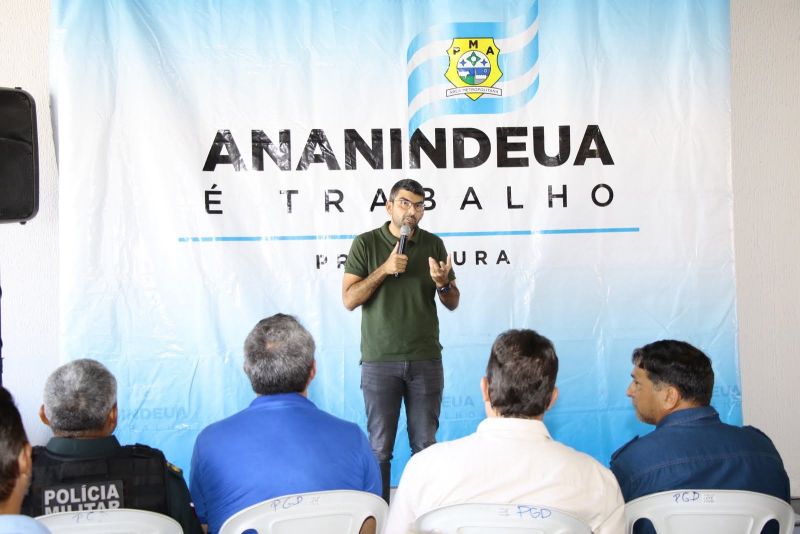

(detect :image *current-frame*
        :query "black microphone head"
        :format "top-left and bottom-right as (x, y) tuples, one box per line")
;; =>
(400, 224), (411, 237)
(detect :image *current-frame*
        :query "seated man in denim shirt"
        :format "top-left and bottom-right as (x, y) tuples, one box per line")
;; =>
(610, 340), (790, 533)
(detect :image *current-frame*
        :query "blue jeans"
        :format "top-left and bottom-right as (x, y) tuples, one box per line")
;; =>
(360, 359), (444, 463)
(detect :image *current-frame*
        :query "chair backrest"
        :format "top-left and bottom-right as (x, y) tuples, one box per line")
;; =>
(35, 508), (182, 533)
(219, 489), (389, 534)
(624, 489), (796, 534)
(411, 502), (593, 534)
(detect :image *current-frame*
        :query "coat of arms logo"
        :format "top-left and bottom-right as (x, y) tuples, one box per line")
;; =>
(445, 38), (503, 100)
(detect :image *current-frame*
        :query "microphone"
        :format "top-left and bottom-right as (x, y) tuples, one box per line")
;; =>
(394, 224), (411, 278)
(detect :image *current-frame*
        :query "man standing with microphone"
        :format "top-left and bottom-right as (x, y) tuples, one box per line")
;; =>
(342, 178), (459, 503)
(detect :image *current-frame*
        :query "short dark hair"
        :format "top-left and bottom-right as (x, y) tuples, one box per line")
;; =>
(243, 314), (315, 395)
(632, 340), (714, 405)
(486, 329), (558, 418)
(389, 179), (424, 200)
(0, 387), (28, 502)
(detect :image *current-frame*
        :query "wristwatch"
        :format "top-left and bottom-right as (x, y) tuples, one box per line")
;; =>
(437, 283), (451, 294)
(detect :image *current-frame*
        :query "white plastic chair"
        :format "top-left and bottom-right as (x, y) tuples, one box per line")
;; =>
(624, 489), (796, 534)
(219, 489), (389, 534)
(411, 502), (593, 534)
(35, 508), (182, 533)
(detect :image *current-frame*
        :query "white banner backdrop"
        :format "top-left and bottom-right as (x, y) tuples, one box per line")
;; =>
(52, 0), (735, 482)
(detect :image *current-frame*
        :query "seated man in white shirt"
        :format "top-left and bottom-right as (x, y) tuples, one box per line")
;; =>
(385, 329), (625, 534)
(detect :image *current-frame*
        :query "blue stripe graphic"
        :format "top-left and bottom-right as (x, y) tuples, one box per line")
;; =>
(178, 234), (358, 243)
(538, 227), (640, 235)
(407, 57), (450, 105)
(177, 227), (639, 243)
(409, 75), (539, 134)
(406, 34), (539, 106)
(437, 230), (532, 237)
(406, 0), (540, 132)
(498, 33), (539, 76)
(405, 0), (539, 61)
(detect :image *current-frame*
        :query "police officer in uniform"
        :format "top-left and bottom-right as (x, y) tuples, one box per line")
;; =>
(21, 359), (201, 534)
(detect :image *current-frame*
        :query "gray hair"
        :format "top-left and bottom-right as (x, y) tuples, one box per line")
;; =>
(243, 314), (315, 395)
(43, 359), (117, 437)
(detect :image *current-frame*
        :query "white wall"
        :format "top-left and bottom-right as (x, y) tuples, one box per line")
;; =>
(0, 0), (798, 493)
(0, 0), (58, 447)
(731, 1), (800, 496)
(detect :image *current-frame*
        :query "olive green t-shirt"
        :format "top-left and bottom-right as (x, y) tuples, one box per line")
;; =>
(344, 222), (455, 362)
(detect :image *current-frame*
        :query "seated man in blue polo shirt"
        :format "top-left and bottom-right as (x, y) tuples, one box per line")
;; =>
(190, 313), (381, 533)
(610, 340), (790, 534)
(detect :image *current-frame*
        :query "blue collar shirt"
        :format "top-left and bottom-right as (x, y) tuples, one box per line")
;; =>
(610, 406), (789, 503)
(0, 515), (51, 534)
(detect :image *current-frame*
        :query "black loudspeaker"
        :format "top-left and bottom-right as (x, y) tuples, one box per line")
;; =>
(0, 87), (39, 224)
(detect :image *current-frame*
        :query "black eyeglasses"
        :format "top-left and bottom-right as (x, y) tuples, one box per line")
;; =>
(394, 198), (425, 211)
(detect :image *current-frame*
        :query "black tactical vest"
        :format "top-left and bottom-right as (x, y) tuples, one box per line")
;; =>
(22, 443), (169, 517)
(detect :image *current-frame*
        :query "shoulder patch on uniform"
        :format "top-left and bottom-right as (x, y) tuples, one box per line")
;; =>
(610, 435), (639, 461)
(166, 461), (183, 475)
